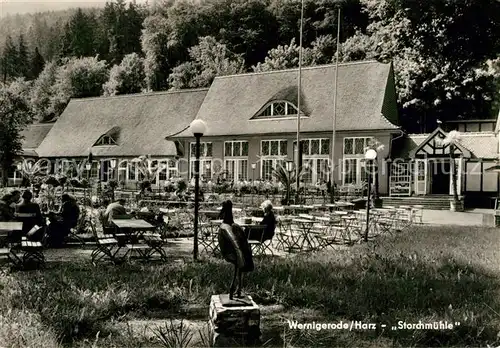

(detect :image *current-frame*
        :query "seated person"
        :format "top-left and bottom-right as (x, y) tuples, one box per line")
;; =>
(0, 190), (21, 221)
(15, 190), (46, 241)
(247, 200), (277, 242)
(103, 199), (128, 227)
(45, 194), (80, 247)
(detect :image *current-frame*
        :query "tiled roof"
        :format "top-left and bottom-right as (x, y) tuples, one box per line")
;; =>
(172, 60), (399, 137)
(36, 89), (208, 157)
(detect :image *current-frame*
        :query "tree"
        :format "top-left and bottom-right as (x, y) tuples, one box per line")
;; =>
(30, 61), (59, 122)
(168, 36), (245, 89)
(141, 14), (171, 91)
(61, 8), (98, 57)
(17, 34), (30, 78)
(103, 53), (146, 96)
(342, 0), (500, 132)
(2, 35), (18, 83)
(0, 84), (33, 186)
(50, 56), (109, 116)
(252, 36), (334, 72)
(30, 47), (46, 80)
(200, 0), (280, 68)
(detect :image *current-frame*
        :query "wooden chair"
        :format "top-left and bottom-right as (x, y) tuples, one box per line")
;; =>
(246, 225), (273, 256)
(89, 217), (122, 265)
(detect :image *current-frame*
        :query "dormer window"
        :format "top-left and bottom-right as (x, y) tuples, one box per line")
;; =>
(256, 101), (299, 118)
(95, 135), (117, 146)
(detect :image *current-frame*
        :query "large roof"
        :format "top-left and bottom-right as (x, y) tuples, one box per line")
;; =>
(173, 60), (399, 138)
(36, 89), (208, 158)
(395, 132), (498, 159)
(20, 123), (53, 156)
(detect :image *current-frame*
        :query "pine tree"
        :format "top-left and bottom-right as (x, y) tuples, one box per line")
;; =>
(2, 35), (18, 84)
(17, 34), (30, 78)
(30, 47), (45, 79)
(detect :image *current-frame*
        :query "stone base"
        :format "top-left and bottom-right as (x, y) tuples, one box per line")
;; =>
(219, 294), (253, 307)
(209, 294), (261, 347)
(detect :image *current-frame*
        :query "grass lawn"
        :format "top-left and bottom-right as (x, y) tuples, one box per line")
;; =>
(1, 225), (500, 347)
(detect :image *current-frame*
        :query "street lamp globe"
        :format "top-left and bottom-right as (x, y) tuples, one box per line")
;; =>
(16, 162), (22, 171)
(251, 163), (256, 170)
(190, 119), (207, 136)
(85, 163), (92, 170)
(110, 159), (117, 169)
(285, 160), (294, 172)
(365, 149), (377, 160)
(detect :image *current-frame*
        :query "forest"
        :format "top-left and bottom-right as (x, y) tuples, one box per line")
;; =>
(1, 0), (500, 135)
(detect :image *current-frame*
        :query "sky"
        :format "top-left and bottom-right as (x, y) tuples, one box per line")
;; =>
(0, 0), (148, 16)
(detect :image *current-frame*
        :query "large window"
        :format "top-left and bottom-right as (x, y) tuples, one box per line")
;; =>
(225, 141), (249, 182)
(118, 159), (177, 184)
(343, 137), (372, 155)
(342, 137), (372, 185)
(190, 142), (213, 179)
(260, 140), (287, 181)
(256, 101), (298, 118)
(294, 139), (331, 184)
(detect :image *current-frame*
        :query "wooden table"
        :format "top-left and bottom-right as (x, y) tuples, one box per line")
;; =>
(0, 222), (23, 233)
(112, 219), (155, 240)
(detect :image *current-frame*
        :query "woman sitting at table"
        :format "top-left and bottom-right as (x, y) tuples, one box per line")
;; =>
(45, 194), (80, 247)
(247, 200), (276, 242)
(15, 190), (45, 241)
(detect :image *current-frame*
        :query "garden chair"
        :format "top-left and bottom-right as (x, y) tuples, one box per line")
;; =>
(89, 217), (122, 265)
(142, 232), (168, 261)
(6, 236), (45, 270)
(246, 225), (273, 256)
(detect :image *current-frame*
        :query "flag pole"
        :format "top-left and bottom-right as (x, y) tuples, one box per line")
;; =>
(330, 7), (341, 203)
(295, 0), (305, 204)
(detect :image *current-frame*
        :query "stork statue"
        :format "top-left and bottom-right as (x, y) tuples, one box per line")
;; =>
(218, 200), (254, 304)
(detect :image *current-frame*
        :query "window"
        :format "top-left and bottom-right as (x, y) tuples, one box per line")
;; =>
(260, 140), (287, 181)
(256, 101), (299, 118)
(225, 141), (249, 182)
(342, 158), (367, 185)
(190, 142), (213, 179)
(342, 137), (373, 185)
(343, 137), (372, 155)
(120, 159), (176, 184)
(118, 160), (127, 183)
(293, 139), (331, 184)
(94, 135), (117, 146)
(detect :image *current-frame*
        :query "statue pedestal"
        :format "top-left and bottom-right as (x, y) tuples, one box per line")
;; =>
(209, 294), (261, 347)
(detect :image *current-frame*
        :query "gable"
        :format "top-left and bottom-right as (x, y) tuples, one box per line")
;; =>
(409, 127), (471, 158)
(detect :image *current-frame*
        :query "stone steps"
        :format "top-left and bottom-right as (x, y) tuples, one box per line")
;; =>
(381, 196), (452, 210)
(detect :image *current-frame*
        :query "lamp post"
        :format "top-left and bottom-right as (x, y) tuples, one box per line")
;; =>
(109, 159), (117, 201)
(364, 149), (377, 242)
(250, 163), (257, 204)
(85, 162), (91, 206)
(190, 119), (207, 261)
(285, 160), (294, 205)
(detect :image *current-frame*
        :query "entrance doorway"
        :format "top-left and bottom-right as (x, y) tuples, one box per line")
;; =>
(431, 160), (450, 194)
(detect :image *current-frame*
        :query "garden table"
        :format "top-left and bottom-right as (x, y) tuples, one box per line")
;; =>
(292, 218), (317, 251)
(0, 222), (23, 233)
(112, 219), (155, 240)
(0, 222), (23, 247)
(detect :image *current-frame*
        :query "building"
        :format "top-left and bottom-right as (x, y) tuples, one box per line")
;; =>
(12, 60), (500, 206)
